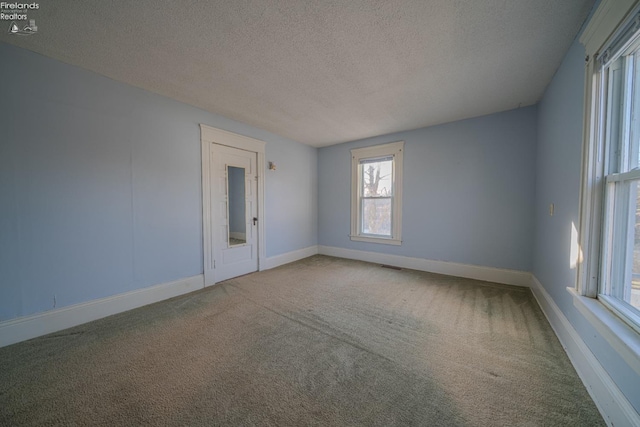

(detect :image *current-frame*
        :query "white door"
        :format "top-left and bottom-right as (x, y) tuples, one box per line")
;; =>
(210, 144), (258, 282)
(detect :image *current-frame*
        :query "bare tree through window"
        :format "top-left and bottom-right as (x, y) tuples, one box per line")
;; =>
(360, 159), (392, 236)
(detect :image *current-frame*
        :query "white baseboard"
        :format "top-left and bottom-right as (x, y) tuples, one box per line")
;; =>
(263, 245), (319, 270)
(318, 245), (531, 287)
(0, 274), (204, 348)
(529, 275), (640, 427)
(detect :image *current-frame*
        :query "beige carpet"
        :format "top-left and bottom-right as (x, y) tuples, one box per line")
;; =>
(0, 255), (604, 426)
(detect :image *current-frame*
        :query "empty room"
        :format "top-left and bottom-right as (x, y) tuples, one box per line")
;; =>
(1, 0), (639, 425)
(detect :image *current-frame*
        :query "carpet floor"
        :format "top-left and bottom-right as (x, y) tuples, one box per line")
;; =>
(0, 255), (604, 426)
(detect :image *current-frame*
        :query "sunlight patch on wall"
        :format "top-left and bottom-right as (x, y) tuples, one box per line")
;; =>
(570, 222), (583, 269)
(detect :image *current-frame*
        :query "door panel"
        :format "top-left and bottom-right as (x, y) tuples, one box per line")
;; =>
(211, 144), (258, 282)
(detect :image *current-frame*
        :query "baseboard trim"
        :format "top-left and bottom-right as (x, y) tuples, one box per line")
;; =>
(317, 245), (530, 287)
(263, 245), (319, 270)
(0, 274), (204, 348)
(529, 275), (640, 427)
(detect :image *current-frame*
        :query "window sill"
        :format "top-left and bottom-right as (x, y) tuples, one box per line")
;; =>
(568, 287), (640, 376)
(350, 235), (402, 246)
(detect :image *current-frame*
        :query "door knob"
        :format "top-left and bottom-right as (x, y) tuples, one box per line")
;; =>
(253, 217), (258, 226)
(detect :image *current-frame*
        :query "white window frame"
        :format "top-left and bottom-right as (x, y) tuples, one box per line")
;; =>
(576, 0), (640, 376)
(350, 141), (404, 245)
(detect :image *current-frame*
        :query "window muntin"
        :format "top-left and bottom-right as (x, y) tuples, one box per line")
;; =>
(350, 142), (403, 245)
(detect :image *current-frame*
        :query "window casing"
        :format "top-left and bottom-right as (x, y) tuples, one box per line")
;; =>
(350, 141), (403, 245)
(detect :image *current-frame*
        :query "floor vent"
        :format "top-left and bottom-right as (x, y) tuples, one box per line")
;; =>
(381, 265), (402, 270)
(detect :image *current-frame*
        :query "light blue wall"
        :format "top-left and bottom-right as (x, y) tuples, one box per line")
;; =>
(0, 42), (317, 321)
(533, 38), (640, 412)
(265, 137), (318, 257)
(318, 107), (537, 271)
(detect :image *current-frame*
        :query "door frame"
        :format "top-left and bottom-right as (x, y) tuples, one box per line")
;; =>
(200, 124), (266, 286)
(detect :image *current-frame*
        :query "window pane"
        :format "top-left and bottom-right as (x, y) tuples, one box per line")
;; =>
(632, 181), (640, 310)
(630, 52), (640, 170)
(610, 180), (630, 299)
(606, 57), (624, 174)
(609, 179), (640, 313)
(362, 198), (391, 236)
(360, 159), (392, 197)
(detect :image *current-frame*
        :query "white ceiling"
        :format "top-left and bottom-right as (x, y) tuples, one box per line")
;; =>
(1, 0), (594, 147)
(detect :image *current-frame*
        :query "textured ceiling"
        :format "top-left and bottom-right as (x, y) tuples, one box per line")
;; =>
(0, 0), (594, 147)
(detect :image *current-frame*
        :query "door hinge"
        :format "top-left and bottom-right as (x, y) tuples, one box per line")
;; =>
(213, 260), (216, 269)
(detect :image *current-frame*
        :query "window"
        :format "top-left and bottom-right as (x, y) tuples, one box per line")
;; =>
(580, 3), (640, 333)
(599, 33), (640, 331)
(350, 141), (403, 245)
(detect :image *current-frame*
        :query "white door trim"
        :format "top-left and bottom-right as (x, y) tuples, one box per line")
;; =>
(200, 124), (266, 286)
